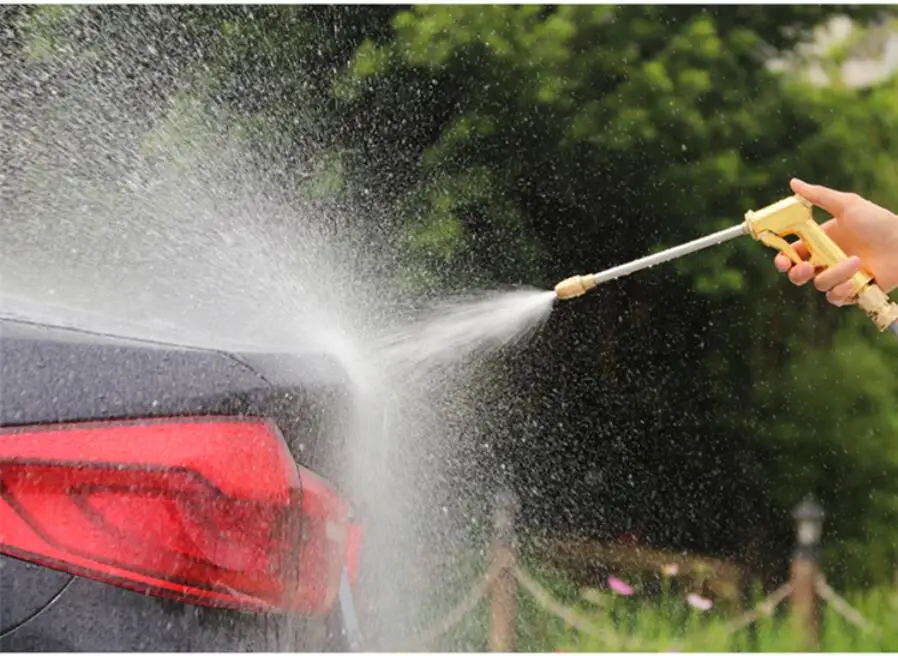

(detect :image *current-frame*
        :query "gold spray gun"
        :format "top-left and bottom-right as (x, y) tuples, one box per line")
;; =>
(553, 194), (898, 338)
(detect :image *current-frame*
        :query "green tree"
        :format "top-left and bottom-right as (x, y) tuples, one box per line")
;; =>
(331, 5), (898, 587)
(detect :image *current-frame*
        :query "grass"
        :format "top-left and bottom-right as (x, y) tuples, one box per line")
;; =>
(415, 552), (898, 652)
(557, 583), (898, 652)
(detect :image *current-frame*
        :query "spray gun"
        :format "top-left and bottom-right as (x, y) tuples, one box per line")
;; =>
(553, 194), (898, 338)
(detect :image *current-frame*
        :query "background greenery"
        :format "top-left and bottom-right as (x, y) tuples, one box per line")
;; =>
(7, 4), (898, 593)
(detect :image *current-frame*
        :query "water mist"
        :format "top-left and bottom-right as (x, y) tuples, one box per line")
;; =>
(0, 7), (555, 648)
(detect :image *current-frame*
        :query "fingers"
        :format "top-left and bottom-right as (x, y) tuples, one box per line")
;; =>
(812, 255), (862, 293)
(774, 181), (863, 307)
(772, 252), (815, 283)
(790, 178), (856, 216)
(774, 252), (792, 273)
(772, 239), (811, 278)
(771, 218), (839, 276)
(772, 241), (811, 273)
(826, 279), (858, 306)
(787, 261), (815, 286)
(774, 252), (862, 305)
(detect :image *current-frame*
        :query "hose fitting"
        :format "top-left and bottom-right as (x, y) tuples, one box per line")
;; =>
(856, 285), (898, 332)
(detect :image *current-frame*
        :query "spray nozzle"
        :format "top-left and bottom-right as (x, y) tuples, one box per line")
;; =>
(553, 274), (597, 300)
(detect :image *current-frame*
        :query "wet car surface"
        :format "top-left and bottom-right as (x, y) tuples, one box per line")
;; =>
(0, 315), (361, 651)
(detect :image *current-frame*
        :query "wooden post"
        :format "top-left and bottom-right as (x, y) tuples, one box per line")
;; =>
(790, 557), (818, 650)
(489, 488), (518, 652)
(790, 496), (824, 651)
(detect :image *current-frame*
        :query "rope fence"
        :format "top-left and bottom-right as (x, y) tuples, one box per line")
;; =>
(721, 583), (792, 638)
(383, 490), (884, 652)
(395, 560), (504, 652)
(815, 575), (880, 636)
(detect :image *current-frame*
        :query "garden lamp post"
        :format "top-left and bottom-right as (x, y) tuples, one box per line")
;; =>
(793, 496), (825, 559)
(790, 495), (824, 650)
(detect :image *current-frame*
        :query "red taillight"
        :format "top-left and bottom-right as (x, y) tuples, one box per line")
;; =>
(0, 418), (349, 615)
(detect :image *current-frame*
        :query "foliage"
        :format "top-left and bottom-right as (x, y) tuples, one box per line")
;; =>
(9, 4), (898, 589)
(330, 5), (898, 587)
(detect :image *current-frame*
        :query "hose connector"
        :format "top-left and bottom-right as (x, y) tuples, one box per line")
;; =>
(856, 284), (898, 332)
(554, 274), (597, 300)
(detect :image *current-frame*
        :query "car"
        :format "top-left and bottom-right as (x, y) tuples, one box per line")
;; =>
(0, 312), (363, 651)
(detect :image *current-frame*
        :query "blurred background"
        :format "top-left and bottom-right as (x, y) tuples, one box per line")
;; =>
(4, 4), (898, 601)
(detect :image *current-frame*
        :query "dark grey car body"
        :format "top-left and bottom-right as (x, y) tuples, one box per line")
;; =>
(0, 315), (356, 651)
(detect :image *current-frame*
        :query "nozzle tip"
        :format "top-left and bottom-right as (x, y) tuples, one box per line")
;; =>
(553, 274), (597, 300)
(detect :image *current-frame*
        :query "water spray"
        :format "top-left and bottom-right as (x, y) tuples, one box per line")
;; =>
(553, 194), (898, 338)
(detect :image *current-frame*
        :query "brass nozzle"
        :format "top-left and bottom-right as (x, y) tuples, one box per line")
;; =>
(554, 274), (597, 300)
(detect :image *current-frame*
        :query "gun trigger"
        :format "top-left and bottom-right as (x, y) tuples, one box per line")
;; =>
(758, 232), (803, 266)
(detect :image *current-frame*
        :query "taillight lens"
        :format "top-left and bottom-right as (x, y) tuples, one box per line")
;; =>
(0, 418), (349, 615)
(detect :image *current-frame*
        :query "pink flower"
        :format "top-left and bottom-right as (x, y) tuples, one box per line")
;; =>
(686, 593), (713, 611)
(607, 575), (634, 596)
(661, 563), (679, 577)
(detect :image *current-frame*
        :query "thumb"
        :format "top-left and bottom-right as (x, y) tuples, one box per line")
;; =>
(790, 178), (852, 215)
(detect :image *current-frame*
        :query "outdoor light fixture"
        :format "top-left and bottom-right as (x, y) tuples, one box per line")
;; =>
(792, 495), (825, 557)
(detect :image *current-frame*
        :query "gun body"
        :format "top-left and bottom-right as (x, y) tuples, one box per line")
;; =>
(553, 192), (898, 337)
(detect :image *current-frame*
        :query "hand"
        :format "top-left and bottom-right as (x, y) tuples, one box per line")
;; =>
(774, 178), (898, 306)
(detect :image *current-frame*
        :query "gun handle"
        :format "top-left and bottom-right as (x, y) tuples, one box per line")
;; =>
(790, 219), (898, 330)
(747, 195), (898, 332)
(790, 219), (872, 298)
